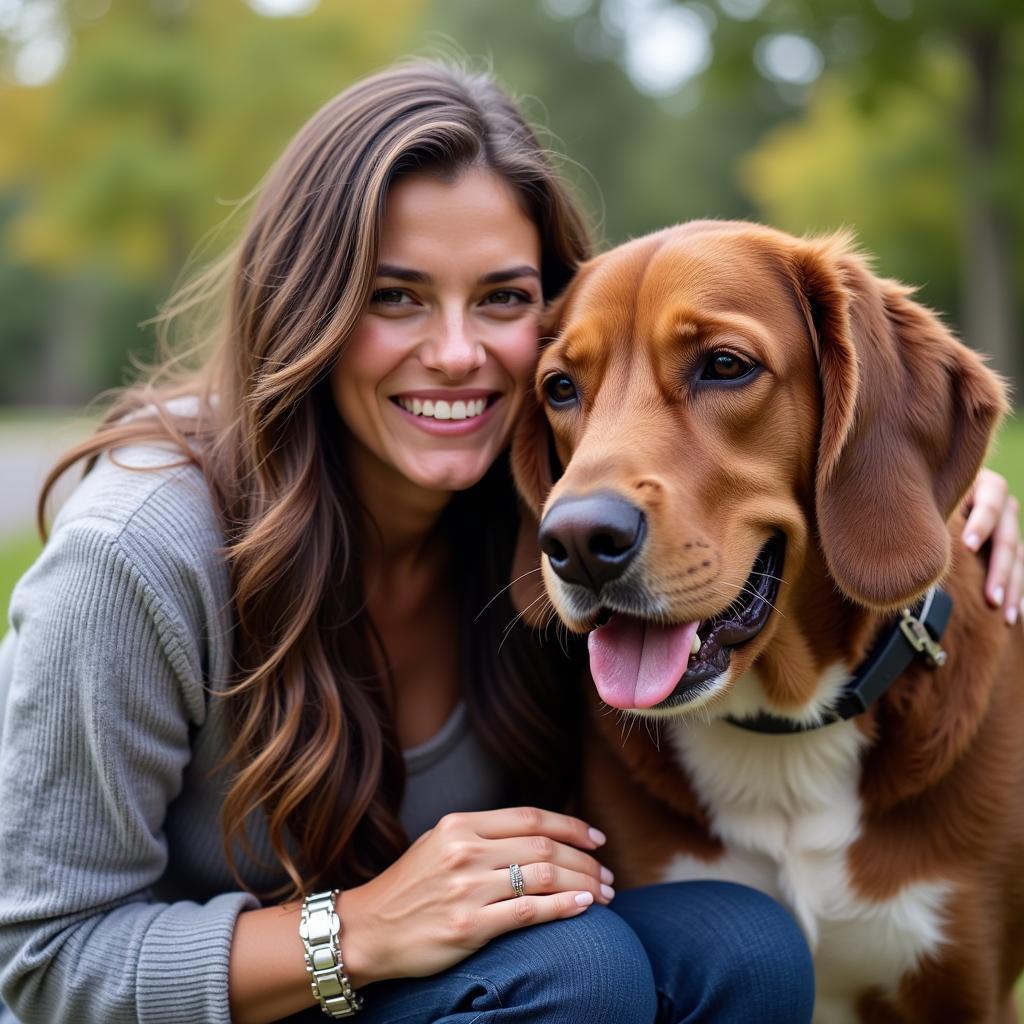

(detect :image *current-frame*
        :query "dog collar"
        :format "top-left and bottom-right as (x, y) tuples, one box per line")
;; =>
(724, 586), (952, 735)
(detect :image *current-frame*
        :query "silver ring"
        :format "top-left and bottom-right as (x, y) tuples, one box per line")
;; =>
(508, 862), (525, 898)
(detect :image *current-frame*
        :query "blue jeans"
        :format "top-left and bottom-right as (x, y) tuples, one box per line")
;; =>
(311, 881), (815, 1023)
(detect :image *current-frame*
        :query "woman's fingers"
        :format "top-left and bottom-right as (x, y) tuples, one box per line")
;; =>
(985, 497), (1021, 618)
(962, 468), (1007, 553)
(485, 836), (612, 885)
(459, 806), (606, 850)
(477, 889), (595, 940)
(487, 863), (615, 905)
(961, 469), (1022, 623)
(1006, 541), (1023, 627)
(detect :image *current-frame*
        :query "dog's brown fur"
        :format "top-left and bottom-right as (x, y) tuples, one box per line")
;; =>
(511, 221), (1024, 1022)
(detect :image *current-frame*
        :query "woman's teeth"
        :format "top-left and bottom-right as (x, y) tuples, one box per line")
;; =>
(397, 397), (488, 421)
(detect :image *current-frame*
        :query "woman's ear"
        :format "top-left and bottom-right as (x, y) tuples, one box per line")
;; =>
(789, 235), (1008, 610)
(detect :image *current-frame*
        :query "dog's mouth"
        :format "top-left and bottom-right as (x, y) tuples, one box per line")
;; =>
(587, 533), (785, 711)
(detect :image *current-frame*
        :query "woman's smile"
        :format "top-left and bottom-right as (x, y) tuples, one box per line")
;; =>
(390, 389), (502, 435)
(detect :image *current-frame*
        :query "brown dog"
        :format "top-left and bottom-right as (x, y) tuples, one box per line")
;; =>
(511, 221), (1024, 1022)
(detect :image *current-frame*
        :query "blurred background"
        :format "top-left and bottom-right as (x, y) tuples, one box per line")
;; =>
(1, 0), (1022, 621)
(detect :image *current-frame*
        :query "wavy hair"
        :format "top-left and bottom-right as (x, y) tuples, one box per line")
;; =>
(39, 60), (592, 900)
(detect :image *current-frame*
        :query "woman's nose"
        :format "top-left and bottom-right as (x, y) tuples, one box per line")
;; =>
(419, 314), (485, 379)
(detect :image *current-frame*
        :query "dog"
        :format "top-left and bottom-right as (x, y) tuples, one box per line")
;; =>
(510, 221), (1024, 1022)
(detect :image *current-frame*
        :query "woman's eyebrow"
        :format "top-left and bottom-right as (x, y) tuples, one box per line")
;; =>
(375, 264), (540, 286)
(376, 263), (429, 283)
(478, 266), (540, 285)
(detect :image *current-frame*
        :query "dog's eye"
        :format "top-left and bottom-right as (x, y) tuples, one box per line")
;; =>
(701, 351), (755, 382)
(544, 374), (579, 407)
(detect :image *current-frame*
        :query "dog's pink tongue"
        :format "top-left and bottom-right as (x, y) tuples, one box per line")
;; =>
(588, 615), (701, 709)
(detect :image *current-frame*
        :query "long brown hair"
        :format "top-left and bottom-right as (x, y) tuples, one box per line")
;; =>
(39, 60), (592, 900)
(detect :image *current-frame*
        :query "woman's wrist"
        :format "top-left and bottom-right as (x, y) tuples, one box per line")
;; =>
(335, 882), (385, 989)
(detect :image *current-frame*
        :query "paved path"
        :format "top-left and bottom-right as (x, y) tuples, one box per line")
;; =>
(0, 415), (95, 539)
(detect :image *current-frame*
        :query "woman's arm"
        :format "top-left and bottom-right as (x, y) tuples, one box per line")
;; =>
(0, 522), (260, 1023)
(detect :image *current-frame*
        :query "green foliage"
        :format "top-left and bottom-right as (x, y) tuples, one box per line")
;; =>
(0, 0), (1021, 405)
(740, 68), (963, 317)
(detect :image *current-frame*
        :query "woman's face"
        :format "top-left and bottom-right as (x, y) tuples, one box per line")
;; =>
(332, 167), (543, 496)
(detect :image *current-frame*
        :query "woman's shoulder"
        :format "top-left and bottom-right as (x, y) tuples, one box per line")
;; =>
(55, 440), (221, 553)
(16, 436), (232, 653)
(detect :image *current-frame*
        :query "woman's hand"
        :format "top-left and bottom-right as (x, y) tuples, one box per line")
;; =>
(962, 468), (1023, 624)
(339, 807), (613, 986)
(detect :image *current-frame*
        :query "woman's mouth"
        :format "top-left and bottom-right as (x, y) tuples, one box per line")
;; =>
(395, 395), (491, 421)
(389, 391), (503, 435)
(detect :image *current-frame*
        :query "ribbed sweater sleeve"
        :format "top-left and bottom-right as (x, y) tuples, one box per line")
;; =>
(0, 518), (259, 1023)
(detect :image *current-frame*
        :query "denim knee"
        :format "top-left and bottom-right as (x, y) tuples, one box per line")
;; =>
(612, 880), (815, 1024)
(481, 905), (658, 1024)
(700, 882), (815, 1022)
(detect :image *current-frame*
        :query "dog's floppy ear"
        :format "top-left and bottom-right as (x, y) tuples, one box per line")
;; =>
(789, 234), (1008, 610)
(508, 287), (575, 623)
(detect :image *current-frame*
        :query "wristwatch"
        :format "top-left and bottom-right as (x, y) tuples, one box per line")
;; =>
(298, 889), (363, 1017)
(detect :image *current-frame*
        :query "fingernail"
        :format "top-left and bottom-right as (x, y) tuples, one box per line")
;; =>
(600, 866), (614, 884)
(601, 884), (615, 901)
(993, 586), (1005, 605)
(965, 532), (980, 551)
(588, 827), (607, 846)
(1008, 604), (1019, 626)
(575, 891), (594, 907)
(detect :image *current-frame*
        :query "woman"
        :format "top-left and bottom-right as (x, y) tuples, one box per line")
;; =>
(0, 61), (1019, 1024)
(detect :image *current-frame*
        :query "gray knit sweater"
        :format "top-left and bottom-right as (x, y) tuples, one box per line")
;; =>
(0, 443), (505, 1023)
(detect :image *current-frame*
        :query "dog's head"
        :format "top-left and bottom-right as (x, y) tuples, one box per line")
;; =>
(511, 221), (1006, 718)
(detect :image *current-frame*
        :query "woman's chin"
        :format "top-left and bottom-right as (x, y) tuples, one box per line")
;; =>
(402, 452), (500, 494)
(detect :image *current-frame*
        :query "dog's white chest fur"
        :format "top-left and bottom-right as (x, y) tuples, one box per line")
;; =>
(663, 667), (951, 1022)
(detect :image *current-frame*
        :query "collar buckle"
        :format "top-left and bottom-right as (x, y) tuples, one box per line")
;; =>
(898, 607), (947, 668)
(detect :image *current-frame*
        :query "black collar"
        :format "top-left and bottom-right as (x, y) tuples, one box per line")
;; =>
(724, 587), (953, 735)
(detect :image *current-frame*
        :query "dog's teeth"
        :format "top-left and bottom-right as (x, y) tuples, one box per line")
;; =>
(412, 398), (422, 415)
(691, 633), (702, 656)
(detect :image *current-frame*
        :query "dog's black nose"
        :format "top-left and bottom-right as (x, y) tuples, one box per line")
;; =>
(539, 492), (646, 589)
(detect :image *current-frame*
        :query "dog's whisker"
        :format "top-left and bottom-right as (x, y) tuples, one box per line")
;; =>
(475, 566), (543, 621)
(498, 593), (548, 654)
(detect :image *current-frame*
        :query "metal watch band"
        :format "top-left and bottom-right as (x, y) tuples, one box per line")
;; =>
(298, 889), (363, 1018)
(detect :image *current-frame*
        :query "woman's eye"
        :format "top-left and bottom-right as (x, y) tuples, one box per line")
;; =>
(544, 374), (578, 407)
(483, 289), (531, 307)
(701, 351), (756, 382)
(371, 288), (413, 306)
